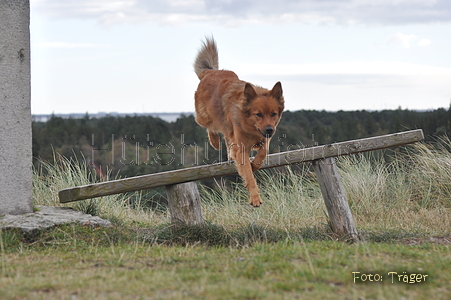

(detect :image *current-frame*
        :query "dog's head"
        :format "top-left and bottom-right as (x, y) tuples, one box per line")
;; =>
(241, 82), (285, 138)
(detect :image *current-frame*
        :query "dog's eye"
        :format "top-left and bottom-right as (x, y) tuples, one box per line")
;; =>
(256, 113), (263, 118)
(271, 112), (277, 117)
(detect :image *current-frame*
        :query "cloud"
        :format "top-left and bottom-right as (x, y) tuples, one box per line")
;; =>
(235, 61), (451, 77)
(387, 33), (433, 48)
(417, 38), (432, 47)
(35, 42), (108, 48)
(388, 33), (418, 48)
(30, 0), (451, 26)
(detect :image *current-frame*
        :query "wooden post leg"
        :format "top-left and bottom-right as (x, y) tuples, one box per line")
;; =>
(166, 182), (204, 227)
(313, 157), (359, 242)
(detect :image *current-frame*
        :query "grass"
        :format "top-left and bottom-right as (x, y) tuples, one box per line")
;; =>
(1, 226), (450, 299)
(2, 139), (451, 299)
(32, 153), (168, 226)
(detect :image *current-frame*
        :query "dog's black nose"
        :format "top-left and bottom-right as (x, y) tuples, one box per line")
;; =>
(264, 126), (274, 136)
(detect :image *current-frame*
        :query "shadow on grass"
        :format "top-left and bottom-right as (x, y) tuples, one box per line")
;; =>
(136, 222), (429, 247)
(142, 222), (332, 247)
(0, 223), (433, 253)
(358, 229), (428, 243)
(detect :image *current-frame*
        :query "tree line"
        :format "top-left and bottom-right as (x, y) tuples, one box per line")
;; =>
(33, 107), (451, 178)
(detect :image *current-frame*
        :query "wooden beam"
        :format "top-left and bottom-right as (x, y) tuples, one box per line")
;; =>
(59, 129), (423, 203)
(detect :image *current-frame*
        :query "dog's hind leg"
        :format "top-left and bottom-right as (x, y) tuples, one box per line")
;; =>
(207, 130), (221, 150)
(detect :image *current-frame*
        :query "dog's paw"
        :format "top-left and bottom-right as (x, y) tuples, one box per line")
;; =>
(250, 196), (263, 207)
(251, 162), (261, 172)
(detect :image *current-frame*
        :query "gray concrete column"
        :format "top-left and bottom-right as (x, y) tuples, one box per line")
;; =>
(0, 0), (33, 215)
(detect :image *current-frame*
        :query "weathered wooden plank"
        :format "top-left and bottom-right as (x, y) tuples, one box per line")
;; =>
(59, 129), (423, 203)
(166, 182), (204, 227)
(59, 160), (239, 203)
(313, 157), (359, 242)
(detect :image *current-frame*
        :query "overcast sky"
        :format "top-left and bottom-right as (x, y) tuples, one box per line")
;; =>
(30, 0), (451, 114)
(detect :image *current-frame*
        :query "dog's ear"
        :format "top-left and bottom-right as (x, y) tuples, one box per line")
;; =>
(270, 82), (283, 101)
(244, 83), (257, 103)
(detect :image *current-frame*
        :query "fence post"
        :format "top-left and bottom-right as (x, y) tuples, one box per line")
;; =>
(313, 157), (359, 242)
(166, 182), (204, 227)
(0, 0), (33, 215)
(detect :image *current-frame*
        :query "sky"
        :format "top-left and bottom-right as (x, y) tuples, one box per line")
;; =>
(30, 0), (451, 114)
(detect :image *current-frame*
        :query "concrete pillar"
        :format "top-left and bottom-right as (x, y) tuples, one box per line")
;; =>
(0, 0), (33, 215)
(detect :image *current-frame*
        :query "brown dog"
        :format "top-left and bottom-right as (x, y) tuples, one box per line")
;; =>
(193, 37), (285, 207)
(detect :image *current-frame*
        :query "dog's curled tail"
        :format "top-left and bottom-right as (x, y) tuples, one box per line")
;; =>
(194, 37), (218, 80)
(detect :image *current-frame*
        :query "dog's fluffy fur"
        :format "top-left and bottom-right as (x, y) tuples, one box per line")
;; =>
(193, 37), (285, 207)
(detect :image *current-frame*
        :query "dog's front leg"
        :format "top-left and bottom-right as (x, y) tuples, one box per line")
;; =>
(250, 138), (270, 172)
(230, 143), (263, 207)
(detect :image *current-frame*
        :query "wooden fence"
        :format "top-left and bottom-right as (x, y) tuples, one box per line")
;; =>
(59, 129), (424, 242)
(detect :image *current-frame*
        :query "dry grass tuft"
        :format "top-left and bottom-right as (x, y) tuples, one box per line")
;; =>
(33, 138), (451, 241)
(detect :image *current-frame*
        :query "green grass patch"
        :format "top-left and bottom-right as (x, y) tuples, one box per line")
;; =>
(1, 224), (450, 299)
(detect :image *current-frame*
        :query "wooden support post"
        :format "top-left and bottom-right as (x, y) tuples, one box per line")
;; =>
(166, 182), (204, 227)
(313, 157), (359, 242)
